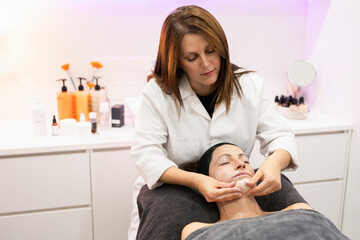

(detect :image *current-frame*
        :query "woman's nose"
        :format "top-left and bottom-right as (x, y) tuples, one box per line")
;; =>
(200, 55), (210, 67)
(236, 160), (246, 169)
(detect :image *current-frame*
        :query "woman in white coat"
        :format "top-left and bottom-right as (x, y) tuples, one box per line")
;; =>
(129, 5), (298, 239)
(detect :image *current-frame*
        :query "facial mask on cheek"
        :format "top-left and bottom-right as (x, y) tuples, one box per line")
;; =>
(214, 171), (228, 181)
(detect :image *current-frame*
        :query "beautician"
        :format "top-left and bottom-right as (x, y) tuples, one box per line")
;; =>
(129, 5), (298, 238)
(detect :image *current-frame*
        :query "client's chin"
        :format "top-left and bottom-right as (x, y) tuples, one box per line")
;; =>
(234, 177), (253, 197)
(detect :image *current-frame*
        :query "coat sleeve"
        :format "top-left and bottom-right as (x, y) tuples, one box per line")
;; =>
(130, 82), (178, 189)
(252, 74), (298, 171)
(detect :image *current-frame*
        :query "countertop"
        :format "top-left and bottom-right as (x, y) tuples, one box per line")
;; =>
(0, 111), (353, 156)
(0, 119), (134, 156)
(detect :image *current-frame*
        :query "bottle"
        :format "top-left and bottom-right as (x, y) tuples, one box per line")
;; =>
(32, 97), (47, 137)
(56, 79), (76, 120)
(89, 112), (97, 134)
(74, 77), (90, 122)
(99, 101), (110, 131)
(75, 113), (91, 137)
(299, 96), (308, 113)
(52, 115), (59, 136)
(90, 77), (101, 122)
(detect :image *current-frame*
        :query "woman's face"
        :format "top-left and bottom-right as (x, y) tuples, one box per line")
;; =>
(209, 144), (255, 183)
(178, 33), (221, 96)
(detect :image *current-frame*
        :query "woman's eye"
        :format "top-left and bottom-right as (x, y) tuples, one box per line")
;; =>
(187, 55), (197, 62)
(220, 162), (229, 166)
(206, 49), (215, 54)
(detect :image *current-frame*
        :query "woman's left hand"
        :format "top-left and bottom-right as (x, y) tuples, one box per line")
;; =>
(245, 149), (292, 196)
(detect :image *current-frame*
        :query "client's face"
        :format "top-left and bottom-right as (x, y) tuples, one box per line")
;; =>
(209, 144), (255, 192)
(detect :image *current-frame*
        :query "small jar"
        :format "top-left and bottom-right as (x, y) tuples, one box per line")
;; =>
(89, 112), (97, 134)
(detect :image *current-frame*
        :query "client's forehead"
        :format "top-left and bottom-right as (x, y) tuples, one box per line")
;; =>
(211, 144), (244, 161)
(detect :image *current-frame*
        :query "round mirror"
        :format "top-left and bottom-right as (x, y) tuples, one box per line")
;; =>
(287, 60), (316, 87)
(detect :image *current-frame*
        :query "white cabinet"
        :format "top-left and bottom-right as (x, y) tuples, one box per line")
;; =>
(0, 208), (93, 240)
(90, 148), (138, 240)
(0, 150), (93, 240)
(250, 112), (352, 230)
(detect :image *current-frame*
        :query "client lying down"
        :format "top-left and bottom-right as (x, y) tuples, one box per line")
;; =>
(181, 142), (349, 240)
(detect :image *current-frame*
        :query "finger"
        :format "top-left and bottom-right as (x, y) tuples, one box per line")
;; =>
(247, 180), (272, 196)
(248, 180), (280, 196)
(218, 181), (236, 188)
(216, 192), (242, 202)
(218, 187), (241, 195)
(247, 172), (262, 186)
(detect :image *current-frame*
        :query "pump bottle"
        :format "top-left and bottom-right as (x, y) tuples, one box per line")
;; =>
(74, 77), (90, 121)
(90, 77), (101, 122)
(56, 79), (75, 120)
(32, 97), (47, 137)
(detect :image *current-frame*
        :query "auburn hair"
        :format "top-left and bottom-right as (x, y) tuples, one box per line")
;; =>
(148, 5), (252, 113)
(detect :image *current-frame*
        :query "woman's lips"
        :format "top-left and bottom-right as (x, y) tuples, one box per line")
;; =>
(232, 172), (251, 179)
(201, 69), (215, 77)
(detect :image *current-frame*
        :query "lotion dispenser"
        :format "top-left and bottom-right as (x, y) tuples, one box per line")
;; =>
(74, 77), (90, 121)
(56, 79), (75, 120)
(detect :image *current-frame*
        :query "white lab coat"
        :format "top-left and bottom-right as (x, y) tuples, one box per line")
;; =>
(128, 72), (298, 239)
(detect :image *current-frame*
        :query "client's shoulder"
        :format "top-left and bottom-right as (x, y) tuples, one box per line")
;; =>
(181, 222), (212, 240)
(282, 202), (313, 211)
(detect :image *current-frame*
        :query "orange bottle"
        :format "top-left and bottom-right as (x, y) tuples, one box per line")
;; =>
(74, 77), (90, 121)
(56, 79), (75, 120)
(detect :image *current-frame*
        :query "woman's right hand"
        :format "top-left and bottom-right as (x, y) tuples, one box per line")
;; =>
(194, 174), (242, 202)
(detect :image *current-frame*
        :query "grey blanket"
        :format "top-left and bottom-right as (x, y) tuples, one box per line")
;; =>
(186, 209), (349, 240)
(137, 173), (307, 240)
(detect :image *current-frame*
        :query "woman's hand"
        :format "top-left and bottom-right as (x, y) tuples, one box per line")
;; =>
(245, 160), (282, 196)
(194, 174), (242, 202)
(246, 149), (292, 196)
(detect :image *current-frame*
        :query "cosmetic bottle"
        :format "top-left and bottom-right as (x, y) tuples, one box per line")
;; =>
(299, 96), (308, 113)
(90, 77), (101, 122)
(279, 95), (285, 105)
(274, 96), (279, 105)
(75, 113), (91, 137)
(89, 112), (97, 134)
(99, 101), (110, 131)
(32, 97), (47, 137)
(56, 79), (76, 120)
(52, 115), (59, 136)
(74, 77), (90, 121)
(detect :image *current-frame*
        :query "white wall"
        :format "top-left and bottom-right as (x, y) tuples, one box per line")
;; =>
(0, 0), (307, 121)
(306, 1), (360, 238)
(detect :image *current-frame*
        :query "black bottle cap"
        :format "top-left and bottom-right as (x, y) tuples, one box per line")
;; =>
(56, 79), (67, 92)
(94, 77), (101, 91)
(77, 77), (87, 91)
(274, 96), (279, 102)
(279, 95), (285, 104)
(299, 96), (304, 104)
(292, 98), (298, 105)
(52, 115), (57, 124)
(285, 99), (291, 107)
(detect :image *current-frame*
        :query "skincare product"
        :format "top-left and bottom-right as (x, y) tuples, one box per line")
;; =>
(74, 77), (90, 121)
(111, 104), (125, 128)
(52, 115), (59, 136)
(90, 77), (107, 123)
(56, 79), (76, 120)
(89, 112), (97, 134)
(299, 96), (308, 113)
(32, 97), (47, 137)
(99, 101), (110, 131)
(75, 113), (91, 137)
(59, 118), (76, 136)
